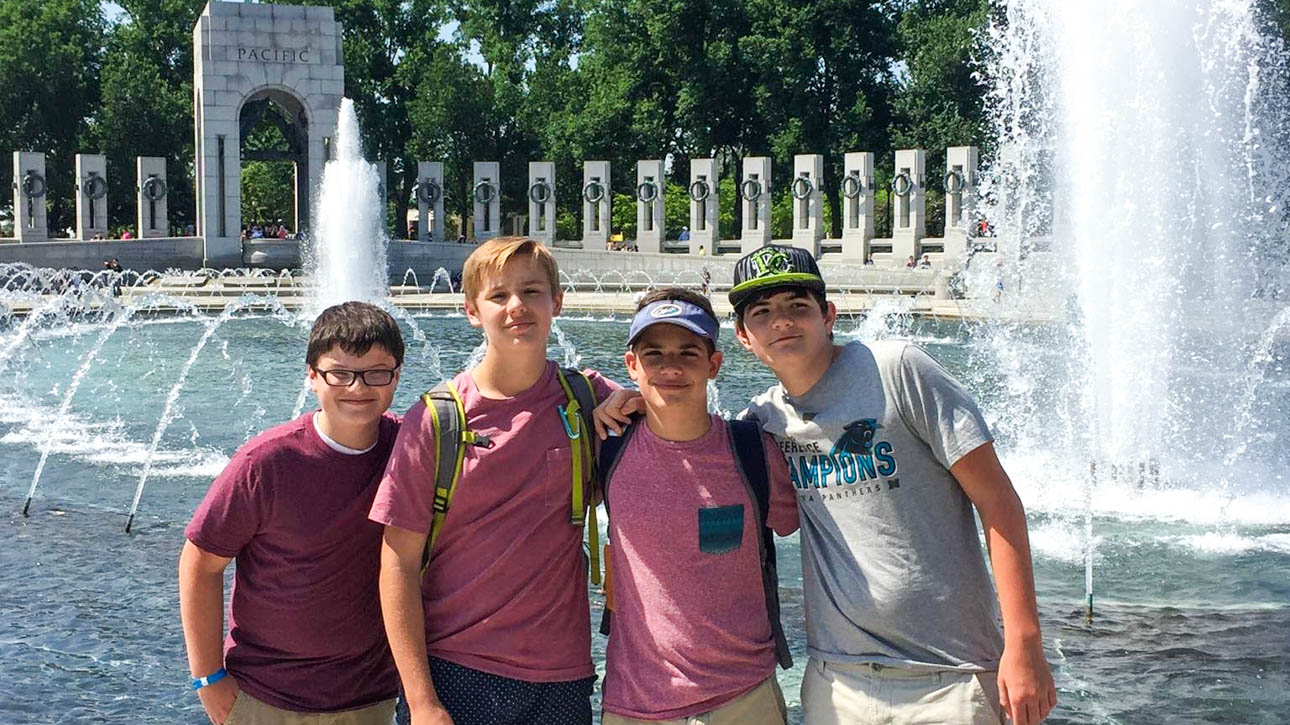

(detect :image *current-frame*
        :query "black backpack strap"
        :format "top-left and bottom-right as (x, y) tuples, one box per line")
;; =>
(727, 419), (793, 670)
(596, 418), (640, 637)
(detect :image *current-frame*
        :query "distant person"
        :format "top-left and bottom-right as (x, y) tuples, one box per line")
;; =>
(701, 265), (712, 297)
(679, 226), (690, 242)
(120, 229), (133, 240)
(920, 254), (932, 268)
(698, 245), (707, 256)
(994, 262), (1005, 302)
(104, 258), (124, 297)
(864, 253), (875, 266)
(180, 302), (405, 725)
(277, 224), (289, 240)
(905, 255), (916, 268)
(456, 233), (467, 244)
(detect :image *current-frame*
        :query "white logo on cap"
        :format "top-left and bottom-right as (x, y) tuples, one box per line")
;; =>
(650, 303), (684, 318)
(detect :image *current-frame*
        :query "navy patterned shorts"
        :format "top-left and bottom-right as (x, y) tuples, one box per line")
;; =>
(412, 656), (594, 725)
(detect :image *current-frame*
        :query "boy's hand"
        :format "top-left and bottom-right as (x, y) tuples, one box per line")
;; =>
(411, 703), (455, 725)
(593, 389), (643, 439)
(197, 675), (238, 725)
(997, 637), (1057, 725)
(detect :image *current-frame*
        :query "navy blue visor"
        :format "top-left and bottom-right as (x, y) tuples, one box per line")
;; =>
(627, 300), (720, 348)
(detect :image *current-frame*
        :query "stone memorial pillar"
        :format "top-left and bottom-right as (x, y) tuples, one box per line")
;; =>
(528, 161), (556, 245)
(472, 161), (500, 242)
(791, 154), (824, 255)
(13, 152), (48, 242)
(136, 156), (169, 238)
(415, 161), (444, 243)
(891, 149), (926, 262)
(374, 161), (388, 234)
(581, 161), (610, 249)
(635, 160), (665, 254)
(688, 158), (718, 255)
(740, 156), (772, 253)
(942, 145), (979, 260)
(75, 154), (109, 241)
(840, 151), (875, 261)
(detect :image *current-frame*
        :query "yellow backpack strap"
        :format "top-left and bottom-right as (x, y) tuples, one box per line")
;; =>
(420, 381), (492, 575)
(556, 368), (601, 585)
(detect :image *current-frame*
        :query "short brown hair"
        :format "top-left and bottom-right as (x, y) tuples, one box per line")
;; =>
(462, 237), (560, 302)
(634, 286), (719, 353)
(733, 287), (828, 328)
(306, 301), (405, 368)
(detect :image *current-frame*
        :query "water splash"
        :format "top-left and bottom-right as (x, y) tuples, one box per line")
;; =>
(306, 98), (389, 311)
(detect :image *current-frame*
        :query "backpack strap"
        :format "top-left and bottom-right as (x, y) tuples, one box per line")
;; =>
(420, 381), (493, 574)
(556, 368), (602, 585)
(727, 419), (793, 670)
(594, 418), (641, 636)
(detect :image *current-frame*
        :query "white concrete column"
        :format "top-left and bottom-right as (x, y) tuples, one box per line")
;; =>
(791, 154), (824, 255)
(688, 158), (718, 254)
(942, 145), (979, 261)
(528, 161), (556, 245)
(581, 161), (610, 249)
(891, 149), (926, 262)
(472, 161), (500, 242)
(136, 156), (169, 239)
(415, 161), (445, 243)
(13, 152), (48, 242)
(75, 154), (109, 241)
(840, 151), (875, 261)
(635, 160), (664, 254)
(740, 156), (772, 253)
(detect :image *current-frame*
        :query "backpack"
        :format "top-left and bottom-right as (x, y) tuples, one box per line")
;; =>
(419, 367), (602, 584)
(596, 418), (793, 670)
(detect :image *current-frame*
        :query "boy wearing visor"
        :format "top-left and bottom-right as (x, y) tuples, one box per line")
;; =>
(598, 288), (798, 725)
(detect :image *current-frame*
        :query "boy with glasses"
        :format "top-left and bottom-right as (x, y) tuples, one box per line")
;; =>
(180, 301), (404, 725)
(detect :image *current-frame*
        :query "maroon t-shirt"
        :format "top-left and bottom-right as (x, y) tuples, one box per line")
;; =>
(185, 412), (399, 713)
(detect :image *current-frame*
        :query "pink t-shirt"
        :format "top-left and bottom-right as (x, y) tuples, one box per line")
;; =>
(602, 415), (798, 720)
(185, 412), (400, 713)
(369, 361), (617, 682)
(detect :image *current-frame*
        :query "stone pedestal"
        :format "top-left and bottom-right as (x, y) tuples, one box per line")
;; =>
(527, 161), (556, 245)
(688, 158), (718, 254)
(942, 146), (979, 261)
(13, 152), (48, 242)
(582, 161), (610, 249)
(840, 151), (874, 261)
(791, 154), (824, 255)
(75, 154), (109, 241)
(740, 156), (771, 253)
(192, 1), (345, 267)
(891, 149), (926, 263)
(415, 161), (444, 243)
(136, 156), (169, 239)
(472, 161), (500, 242)
(635, 159), (664, 254)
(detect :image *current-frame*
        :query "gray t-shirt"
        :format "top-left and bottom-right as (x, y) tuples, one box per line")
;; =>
(743, 340), (1003, 671)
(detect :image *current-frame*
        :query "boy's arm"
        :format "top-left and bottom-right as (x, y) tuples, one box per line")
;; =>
(592, 388), (643, 439)
(950, 442), (1057, 725)
(379, 525), (453, 725)
(178, 540), (238, 725)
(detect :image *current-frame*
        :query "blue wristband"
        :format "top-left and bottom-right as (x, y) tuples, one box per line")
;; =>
(191, 668), (228, 691)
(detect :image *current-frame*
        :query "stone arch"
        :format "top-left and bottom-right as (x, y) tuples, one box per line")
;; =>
(238, 85), (313, 233)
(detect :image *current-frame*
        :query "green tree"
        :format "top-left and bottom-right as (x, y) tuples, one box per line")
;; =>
(889, 0), (989, 236)
(240, 123), (295, 224)
(0, 0), (104, 234)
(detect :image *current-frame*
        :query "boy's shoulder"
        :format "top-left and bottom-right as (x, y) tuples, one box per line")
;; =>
(234, 414), (312, 465)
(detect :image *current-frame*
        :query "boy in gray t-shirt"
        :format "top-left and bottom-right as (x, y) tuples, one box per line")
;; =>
(728, 246), (1056, 725)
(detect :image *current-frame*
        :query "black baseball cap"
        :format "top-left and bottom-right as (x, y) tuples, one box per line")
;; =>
(729, 245), (827, 313)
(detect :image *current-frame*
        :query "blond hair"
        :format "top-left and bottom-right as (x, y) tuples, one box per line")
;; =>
(461, 237), (561, 302)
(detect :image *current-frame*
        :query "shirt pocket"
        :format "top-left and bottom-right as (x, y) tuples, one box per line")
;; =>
(698, 504), (745, 555)
(544, 446), (573, 510)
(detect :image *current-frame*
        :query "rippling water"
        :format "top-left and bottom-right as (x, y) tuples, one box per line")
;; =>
(2, 314), (1287, 724)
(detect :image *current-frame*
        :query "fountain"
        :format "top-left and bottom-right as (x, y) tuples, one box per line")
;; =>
(976, 0), (1290, 619)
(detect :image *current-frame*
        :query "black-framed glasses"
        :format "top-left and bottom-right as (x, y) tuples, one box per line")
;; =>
(314, 366), (401, 387)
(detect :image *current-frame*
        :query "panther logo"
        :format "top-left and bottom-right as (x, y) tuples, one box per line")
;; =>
(831, 418), (881, 455)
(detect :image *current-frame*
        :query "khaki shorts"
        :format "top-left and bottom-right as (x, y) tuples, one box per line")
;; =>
(224, 690), (396, 725)
(602, 676), (787, 725)
(800, 657), (1004, 725)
